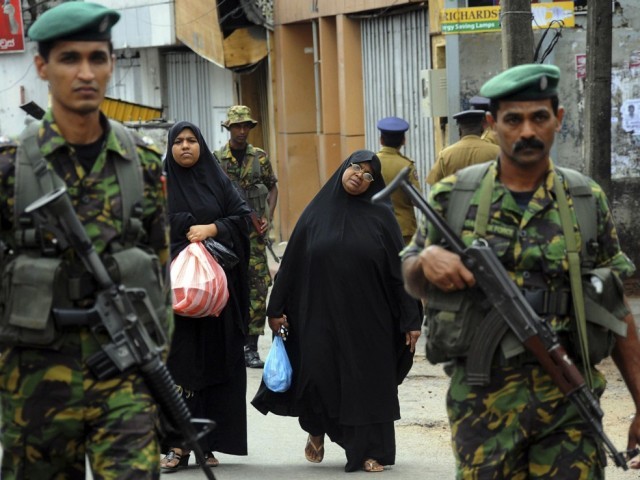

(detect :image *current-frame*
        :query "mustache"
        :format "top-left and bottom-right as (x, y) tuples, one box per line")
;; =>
(513, 138), (545, 152)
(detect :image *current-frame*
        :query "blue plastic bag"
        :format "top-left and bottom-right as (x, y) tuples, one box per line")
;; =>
(263, 336), (292, 393)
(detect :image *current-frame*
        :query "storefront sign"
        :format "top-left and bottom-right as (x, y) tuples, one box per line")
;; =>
(443, 1), (575, 34)
(0, 0), (25, 53)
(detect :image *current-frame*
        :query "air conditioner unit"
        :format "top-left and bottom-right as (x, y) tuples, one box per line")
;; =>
(420, 69), (448, 118)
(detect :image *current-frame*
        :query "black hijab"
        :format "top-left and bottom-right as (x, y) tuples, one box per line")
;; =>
(164, 121), (253, 390)
(253, 150), (422, 418)
(165, 121), (251, 257)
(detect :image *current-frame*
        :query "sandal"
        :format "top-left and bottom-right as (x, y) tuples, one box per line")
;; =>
(160, 448), (190, 470)
(363, 458), (384, 472)
(304, 434), (325, 463)
(197, 451), (220, 467)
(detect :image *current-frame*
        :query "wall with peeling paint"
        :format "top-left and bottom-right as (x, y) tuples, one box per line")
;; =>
(455, 1), (640, 274)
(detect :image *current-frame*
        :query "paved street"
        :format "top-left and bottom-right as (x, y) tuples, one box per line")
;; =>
(159, 333), (456, 480)
(160, 287), (640, 480)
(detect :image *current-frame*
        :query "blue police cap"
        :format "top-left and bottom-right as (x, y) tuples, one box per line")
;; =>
(377, 116), (410, 133)
(453, 109), (486, 124)
(469, 96), (491, 111)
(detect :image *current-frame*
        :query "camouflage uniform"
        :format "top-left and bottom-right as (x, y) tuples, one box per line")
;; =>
(0, 111), (170, 479)
(217, 142), (277, 336)
(405, 160), (635, 479)
(377, 145), (421, 245)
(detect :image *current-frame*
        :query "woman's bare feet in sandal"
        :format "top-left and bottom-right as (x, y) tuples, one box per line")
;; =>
(161, 447), (190, 470)
(363, 458), (384, 472)
(304, 434), (325, 463)
(199, 451), (219, 467)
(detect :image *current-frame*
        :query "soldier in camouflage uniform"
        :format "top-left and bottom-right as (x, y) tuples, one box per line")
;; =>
(217, 105), (278, 368)
(402, 64), (640, 477)
(0, 3), (170, 479)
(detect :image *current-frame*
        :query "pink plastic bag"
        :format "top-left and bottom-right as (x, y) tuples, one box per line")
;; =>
(171, 242), (229, 318)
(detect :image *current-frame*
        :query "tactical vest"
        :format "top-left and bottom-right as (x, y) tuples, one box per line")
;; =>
(0, 120), (168, 348)
(423, 162), (628, 379)
(218, 149), (270, 218)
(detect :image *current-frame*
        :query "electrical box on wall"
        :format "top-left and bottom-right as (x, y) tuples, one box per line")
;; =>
(420, 69), (448, 118)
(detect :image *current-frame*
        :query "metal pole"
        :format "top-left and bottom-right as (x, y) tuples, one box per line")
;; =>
(584, 0), (612, 194)
(500, 0), (534, 67)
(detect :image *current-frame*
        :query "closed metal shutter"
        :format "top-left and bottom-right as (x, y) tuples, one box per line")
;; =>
(164, 51), (235, 150)
(361, 8), (434, 195)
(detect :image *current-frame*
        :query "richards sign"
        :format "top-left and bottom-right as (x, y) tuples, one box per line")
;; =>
(443, 1), (575, 34)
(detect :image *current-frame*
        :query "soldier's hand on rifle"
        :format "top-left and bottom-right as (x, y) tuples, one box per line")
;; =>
(258, 216), (270, 235)
(268, 315), (289, 335)
(626, 407), (640, 468)
(420, 245), (475, 292)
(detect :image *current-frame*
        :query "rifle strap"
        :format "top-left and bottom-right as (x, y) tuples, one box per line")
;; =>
(14, 121), (63, 224)
(15, 120), (143, 248)
(554, 171), (594, 388)
(446, 161), (492, 236)
(109, 120), (144, 247)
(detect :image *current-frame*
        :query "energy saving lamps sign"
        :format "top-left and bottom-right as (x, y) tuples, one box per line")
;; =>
(0, 0), (25, 53)
(443, 1), (575, 34)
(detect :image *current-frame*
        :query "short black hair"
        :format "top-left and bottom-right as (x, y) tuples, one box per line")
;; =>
(380, 131), (404, 149)
(37, 40), (114, 62)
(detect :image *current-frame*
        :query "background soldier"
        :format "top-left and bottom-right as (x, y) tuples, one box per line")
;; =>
(376, 116), (421, 245)
(217, 105), (278, 368)
(0, 3), (170, 478)
(402, 64), (640, 477)
(426, 109), (500, 185)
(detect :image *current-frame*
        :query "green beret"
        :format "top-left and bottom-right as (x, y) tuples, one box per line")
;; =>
(480, 64), (560, 101)
(28, 2), (120, 43)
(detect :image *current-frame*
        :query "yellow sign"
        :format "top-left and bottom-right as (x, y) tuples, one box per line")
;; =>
(443, 2), (575, 34)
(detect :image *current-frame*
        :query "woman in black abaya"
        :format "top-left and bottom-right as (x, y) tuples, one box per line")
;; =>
(161, 121), (251, 470)
(252, 150), (422, 472)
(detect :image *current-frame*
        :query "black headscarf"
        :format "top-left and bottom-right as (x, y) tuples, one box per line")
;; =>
(253, 150), (422, 422)
(164, 121), (252, 390)
(165, 121), (251, 258)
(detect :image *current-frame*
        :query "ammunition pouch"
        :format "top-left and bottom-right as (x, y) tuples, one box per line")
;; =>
(423, 287), (489, 365)
(0, 253), (73, 348)
(246, 183), (269, 219)
(569, 268), (629, 365)
(104, 246), (170, 341)
(0, 247), (169, 350)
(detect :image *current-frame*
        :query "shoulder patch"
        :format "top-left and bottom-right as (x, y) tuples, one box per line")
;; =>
(133, 133), (162, 154)
(0, 135), (17, 147)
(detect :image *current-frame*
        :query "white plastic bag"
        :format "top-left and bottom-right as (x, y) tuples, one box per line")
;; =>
(170, 242), (229, 318)
(263, 336), (293, 392)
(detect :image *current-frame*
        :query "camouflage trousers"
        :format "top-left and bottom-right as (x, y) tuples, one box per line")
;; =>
(0, 331), (161, 480)
(447, 362), (606, 480)
(247, 232), (273, 336)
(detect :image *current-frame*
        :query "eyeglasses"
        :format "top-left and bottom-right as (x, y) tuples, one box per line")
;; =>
(349, 163), (374, 182)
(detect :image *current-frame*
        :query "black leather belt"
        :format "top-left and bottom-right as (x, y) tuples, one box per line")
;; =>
(522, 289), (571, 316)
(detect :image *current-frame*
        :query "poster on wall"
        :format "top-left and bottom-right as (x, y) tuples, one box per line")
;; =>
(0, 0), (25, 53)
(621, 99), (640, 134)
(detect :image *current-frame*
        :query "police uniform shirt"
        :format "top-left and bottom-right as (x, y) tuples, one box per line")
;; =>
(427, 135), (500, 185)
(377, 146), (421, 238)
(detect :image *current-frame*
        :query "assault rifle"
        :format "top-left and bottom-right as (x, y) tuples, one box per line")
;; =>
(372, 167), (639, 470)
(25, 187), (217, 480)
